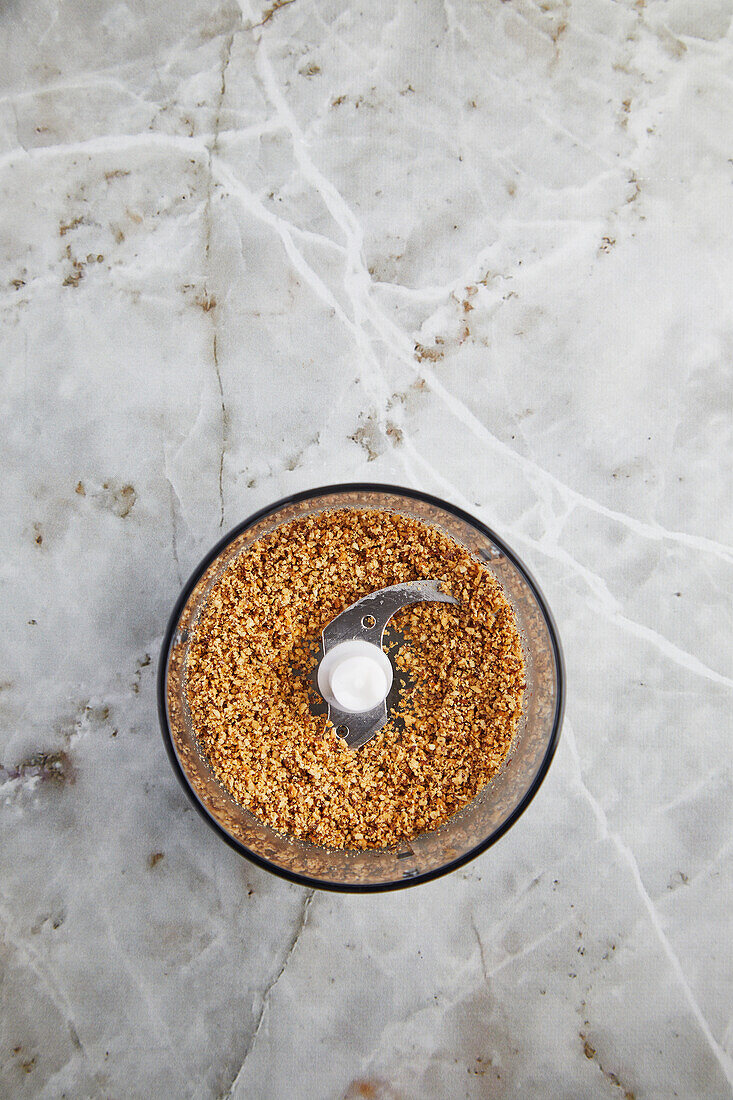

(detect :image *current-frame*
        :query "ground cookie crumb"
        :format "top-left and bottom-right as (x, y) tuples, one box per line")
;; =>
(185, 509), (525, 850)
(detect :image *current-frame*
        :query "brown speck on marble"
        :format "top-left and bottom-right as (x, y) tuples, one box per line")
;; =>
(343, 1080), (399, 1100)
(148, 852), (164, 868)
(414, 342), (444, 363)
(251, 0), (296, 29)
(97, 482), (136, 518)
(385, 421), (403, 445)
(580, 1032), (635, 1098)
(299, 62), (321, 76)
(62, 263), (84, 287)
(626, 173), (641, 203)
(10, 750), (74, 786)
(75, 481), (86, 495)
(197, 291), (217, 312)
(349, 417), (383, 462)
(116, 484), (136, 517)
(59, 216), (83, 236)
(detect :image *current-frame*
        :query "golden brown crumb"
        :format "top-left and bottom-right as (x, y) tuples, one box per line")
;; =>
(185, 509), (525, 850)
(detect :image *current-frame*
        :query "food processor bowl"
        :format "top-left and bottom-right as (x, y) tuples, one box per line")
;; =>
(158, 484), (565, 892)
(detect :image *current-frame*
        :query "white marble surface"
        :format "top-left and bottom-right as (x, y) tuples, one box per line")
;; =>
(1, 0), (732, 1095)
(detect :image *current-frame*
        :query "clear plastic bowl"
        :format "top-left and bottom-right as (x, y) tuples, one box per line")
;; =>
(158, 484), (564, 892)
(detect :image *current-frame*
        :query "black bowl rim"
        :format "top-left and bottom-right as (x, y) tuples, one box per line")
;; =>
(157, 482), (565, 893)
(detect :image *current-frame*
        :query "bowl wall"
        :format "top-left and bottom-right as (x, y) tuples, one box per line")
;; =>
(159, 484), (564, 891)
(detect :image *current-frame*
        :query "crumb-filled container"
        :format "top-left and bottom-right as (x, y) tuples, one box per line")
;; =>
(158, 484), (564, 892)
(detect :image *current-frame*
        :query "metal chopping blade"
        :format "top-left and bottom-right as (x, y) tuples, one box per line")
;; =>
(319, 579), (459, 750)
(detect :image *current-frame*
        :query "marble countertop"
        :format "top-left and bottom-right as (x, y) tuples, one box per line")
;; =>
(1, 0), (732, 1096)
